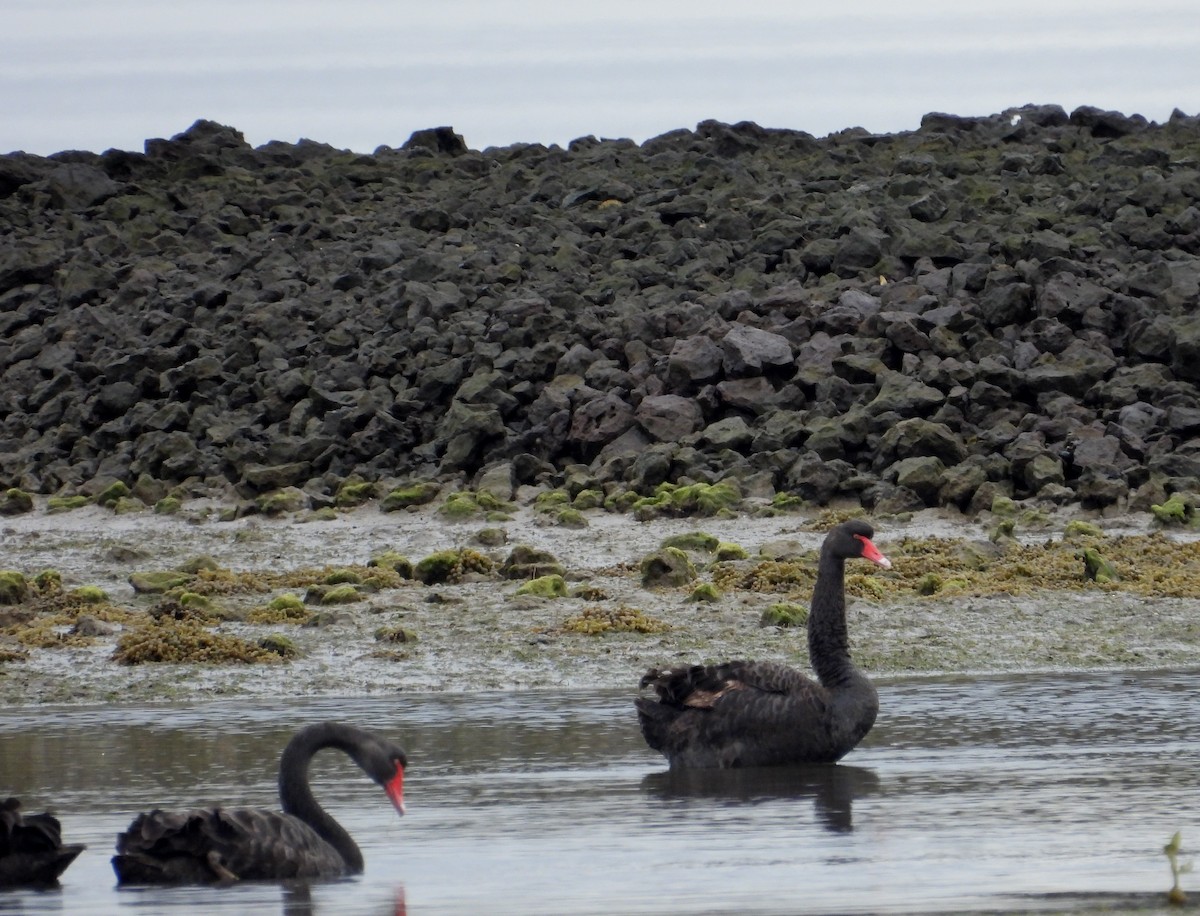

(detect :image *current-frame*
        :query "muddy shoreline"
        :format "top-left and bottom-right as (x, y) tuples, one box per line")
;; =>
(2, 498), (1199, 707)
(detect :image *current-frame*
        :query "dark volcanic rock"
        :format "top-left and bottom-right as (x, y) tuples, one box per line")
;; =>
(3, 109), (1200, 512)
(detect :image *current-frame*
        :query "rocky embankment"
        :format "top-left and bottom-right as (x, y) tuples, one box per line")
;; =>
(3, 105), (1200, 514)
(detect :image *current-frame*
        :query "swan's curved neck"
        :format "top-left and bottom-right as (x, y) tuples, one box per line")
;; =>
(808, 550), (859, 689)
(278, 724), (364, 872)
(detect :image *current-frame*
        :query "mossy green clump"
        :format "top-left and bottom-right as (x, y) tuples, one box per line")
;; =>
(380, 481), (441, 512)
(534, 490), (571, 511)
(246, 592), (313, 624)
(1080, 547), (1119, 583)
(0, 571), (30, 605)
(319, 584), (363, 605)
(414, 548), (495, 585)
(113, 618), (281, 665)
(990, 495), (1018, 517)
(916, 573), (943, 596)
(70, 585), (109, 604)
(258, 634), (301, 659)
(324, 568), (363, 585)
(473, 528), (508, 548)
(335, 477), (376, 508)
(375, 625), (418, 644)
(46, 494), (90, 512)
(0, 488), (34, 516)
(33, 570), (62, 593)
(439, 492), (484, 521)
(770, 492), (806, 512)
(661, 531), (720, 552)
(474, 490), (512, 513)
(633, 481), (741, 520)
(179, 591), (217, 610)
(269, 593), (306, 612)
(256, 487), (307, 516)
(640, 547), (698, 588)
(1064, 519), (1105, 539)
(129, 570), (194, 594)
(111, 497), (146, 515)
(95, 480), (131, 508)
(561, 605), (670, 635)
(500, 545), (565, 580)
(553, 507), (588, 529)
(603, 490), (640, 513)
(300, 507), (339, 523)
(515, 575), (568, 598)
(688, 582), (722, 602)
(572, 488), (605, 510)
(760, 602), (809, 628)
(715, 541), (749, 562)
(989, 518), (1016, 543)
(368, 551), (414, 578)
(1151, 494), (1195, 527)
(154, 496), (183, 515)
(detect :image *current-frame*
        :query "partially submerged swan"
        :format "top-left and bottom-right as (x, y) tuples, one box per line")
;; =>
(637, 519), (890, 768)
(112, 721), (406, 883)
(0, 797), (85, 886)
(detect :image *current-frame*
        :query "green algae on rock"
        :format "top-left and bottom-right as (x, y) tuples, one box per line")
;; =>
(640, 547), (698, 588)
(500, 545), (565, 580)
(515, 574), (568, 598)
(688, 582), (722, 603)
(0, 488), (34, 516)
(0, 571), (30, 606)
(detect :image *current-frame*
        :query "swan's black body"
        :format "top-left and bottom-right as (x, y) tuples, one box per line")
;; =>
(112, 722), (406, 883)
(0, 797), (85, 886)
(636, 520), (890, 768)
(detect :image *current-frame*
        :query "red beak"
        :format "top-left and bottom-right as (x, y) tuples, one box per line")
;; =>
(386, 763), (406, 816)
(855, 535), (892, 569)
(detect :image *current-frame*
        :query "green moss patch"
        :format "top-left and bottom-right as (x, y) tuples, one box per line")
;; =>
(760, 602), (808, 627)
(515, 575), (568, 598)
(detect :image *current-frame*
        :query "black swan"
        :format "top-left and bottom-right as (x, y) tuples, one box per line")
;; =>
(0, 797), (85, 886)
(112, 721), (406, 883)
(636, 519), (890, 768)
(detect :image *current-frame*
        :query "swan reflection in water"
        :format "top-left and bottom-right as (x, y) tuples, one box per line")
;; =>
(640, 763), (880, 833)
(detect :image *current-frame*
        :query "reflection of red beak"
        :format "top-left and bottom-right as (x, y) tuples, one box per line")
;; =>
(386, 764), (406, 816)
(856, 535), (892, 570)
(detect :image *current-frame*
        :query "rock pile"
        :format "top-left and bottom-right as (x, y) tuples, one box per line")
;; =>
(2, 104), (1200, 513)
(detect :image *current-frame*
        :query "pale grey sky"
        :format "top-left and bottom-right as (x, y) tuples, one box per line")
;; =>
(3, 0), (1198, 155)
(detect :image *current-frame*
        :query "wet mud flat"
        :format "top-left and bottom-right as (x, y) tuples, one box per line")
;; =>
(2, 498), (1199, 706)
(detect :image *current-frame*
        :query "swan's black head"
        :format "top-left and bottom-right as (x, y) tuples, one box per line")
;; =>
(351, 735), (408, 817)
(826, 520), (890, 568)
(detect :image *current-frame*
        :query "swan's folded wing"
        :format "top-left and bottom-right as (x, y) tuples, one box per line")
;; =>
(114, 807), (343, 882)
(711, 660), (816, 698)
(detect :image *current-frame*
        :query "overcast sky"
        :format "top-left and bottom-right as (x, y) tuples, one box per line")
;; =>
(3, 0), (1198, 155)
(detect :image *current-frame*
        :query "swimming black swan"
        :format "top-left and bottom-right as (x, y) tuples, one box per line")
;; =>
(636, 519), (890, 768)
(112, 721), (407, 883)
(0, 797), (85, 886)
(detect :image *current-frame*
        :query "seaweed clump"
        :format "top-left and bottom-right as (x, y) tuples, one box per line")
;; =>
(113, 618), (283, 665)
(414, 548), (495, 585)
(561, 606), (669, 635)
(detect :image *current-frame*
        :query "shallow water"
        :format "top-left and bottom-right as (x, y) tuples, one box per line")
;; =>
(2, 669), (1198, 915)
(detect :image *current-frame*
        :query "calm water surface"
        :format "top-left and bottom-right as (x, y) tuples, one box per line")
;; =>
(2, 669), (1198, 915)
